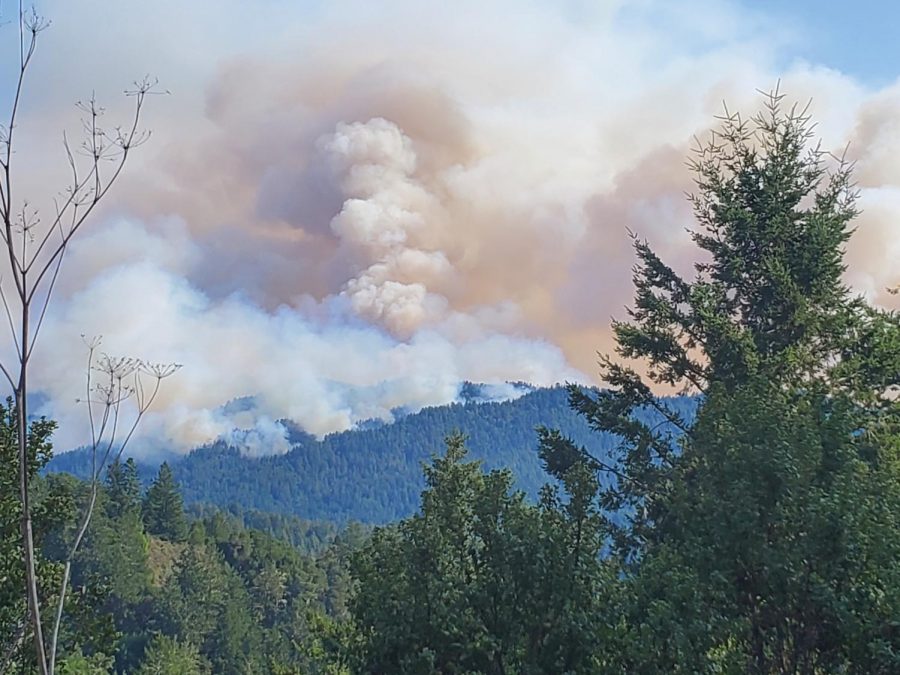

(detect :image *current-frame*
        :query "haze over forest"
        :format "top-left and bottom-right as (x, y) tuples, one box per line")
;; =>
(1, 0), (898, 458)
(3, 1), (900, 673)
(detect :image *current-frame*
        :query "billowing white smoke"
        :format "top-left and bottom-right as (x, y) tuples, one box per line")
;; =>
(322, 118), (454, 335)
(30, 215), (580, 457)
(6, 0), (900, 458)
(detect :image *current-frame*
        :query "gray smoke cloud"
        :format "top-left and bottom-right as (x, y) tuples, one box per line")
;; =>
(2, 0), (898, 456)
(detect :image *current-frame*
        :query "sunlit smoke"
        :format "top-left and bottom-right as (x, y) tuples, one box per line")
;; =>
(2, 0), (898, 456)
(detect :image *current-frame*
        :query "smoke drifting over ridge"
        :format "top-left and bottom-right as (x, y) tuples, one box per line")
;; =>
(6, 0), (900, 456)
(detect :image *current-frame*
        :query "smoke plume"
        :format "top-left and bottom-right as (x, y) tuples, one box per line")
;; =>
(2, 0), (897, 455)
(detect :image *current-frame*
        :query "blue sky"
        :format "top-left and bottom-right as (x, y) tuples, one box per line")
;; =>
(748, 0), (900, 85)
(2, 1), (898, 104)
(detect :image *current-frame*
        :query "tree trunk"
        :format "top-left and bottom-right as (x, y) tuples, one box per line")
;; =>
(17, 385), (49, 675)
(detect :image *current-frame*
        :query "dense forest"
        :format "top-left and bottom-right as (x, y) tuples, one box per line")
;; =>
(3, 429), (364, 673)
(4, 92), (900, 673)
(48, 386), (696, 524)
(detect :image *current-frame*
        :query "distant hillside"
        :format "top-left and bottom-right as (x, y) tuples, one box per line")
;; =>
(49, 386), (696, 524)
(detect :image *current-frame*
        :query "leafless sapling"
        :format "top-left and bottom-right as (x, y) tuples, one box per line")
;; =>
(0, 4), (170, 673)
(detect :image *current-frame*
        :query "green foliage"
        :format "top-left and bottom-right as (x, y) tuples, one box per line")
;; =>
(351, 433), (613, 674)
(74, 468), (152, 608)
(137, 510), (363, 674)
(20, 91), (900, 673)
(0, 400), (116, 671)
(0, 397), (60, 668)
(44, 386), (692, 524)
(186, 503), (345, 556)
(143, 463), (189, 542)
(37, 473), (360, 674)
(157, 543), (261, 673)
(106, 458), (142, 519)
(56, 649), (115, 674)
(294, 611), (358, 674)
(542, 91), (900, 672)
(0, 415), (358, 674)
(174, 386), (619, 524)
(135, 635), (210, 675)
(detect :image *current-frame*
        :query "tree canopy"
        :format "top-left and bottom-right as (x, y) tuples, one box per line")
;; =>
(143, 464), (189, 543)
(540, 91), (900, 672)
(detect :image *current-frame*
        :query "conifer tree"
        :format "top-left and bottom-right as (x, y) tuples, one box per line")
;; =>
(135, 635), (209, 675)
(542, 91), (900, 672)
(143, 463), (189, 543)
(79, 459), (152, 606)
(106, 458), (142, 519)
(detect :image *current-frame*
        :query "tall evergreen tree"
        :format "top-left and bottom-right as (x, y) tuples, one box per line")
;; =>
(159, 543), (264, 674)
(135, 635), (209, 675)
(106, 458), (143, 519)
(542, 91), (900, 672)
(143, 463), (189, 543)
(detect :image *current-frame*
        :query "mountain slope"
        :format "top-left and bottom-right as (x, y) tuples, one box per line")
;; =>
(50, 386), (696, 524)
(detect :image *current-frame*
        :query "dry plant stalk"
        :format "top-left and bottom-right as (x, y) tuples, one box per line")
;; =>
(0, 4), (172, 673)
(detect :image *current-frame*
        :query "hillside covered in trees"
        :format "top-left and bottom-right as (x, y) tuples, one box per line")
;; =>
(3, 11), (899, 666)
(49, 386), (696, 523)
(3, 438), (362, 673)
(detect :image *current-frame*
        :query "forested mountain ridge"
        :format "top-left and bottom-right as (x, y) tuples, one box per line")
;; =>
(8, 89), (900, 673)
(48, 386), (697, 524)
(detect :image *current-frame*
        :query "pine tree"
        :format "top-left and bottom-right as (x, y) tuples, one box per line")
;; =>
(143, 463), (189, 542)
(135, 635), (209, 675)
(542, 91), (900, 672)
(159, 543), (263, 673)
(106, 457), (142, 519)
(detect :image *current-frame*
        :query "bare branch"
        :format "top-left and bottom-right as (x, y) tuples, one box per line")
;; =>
(27, 247), (66, 359)
(26, 83), (154, 306)
(1, 9), (157, 672)
(0, 357), (15, 390)
(49, 349), (177, 670)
